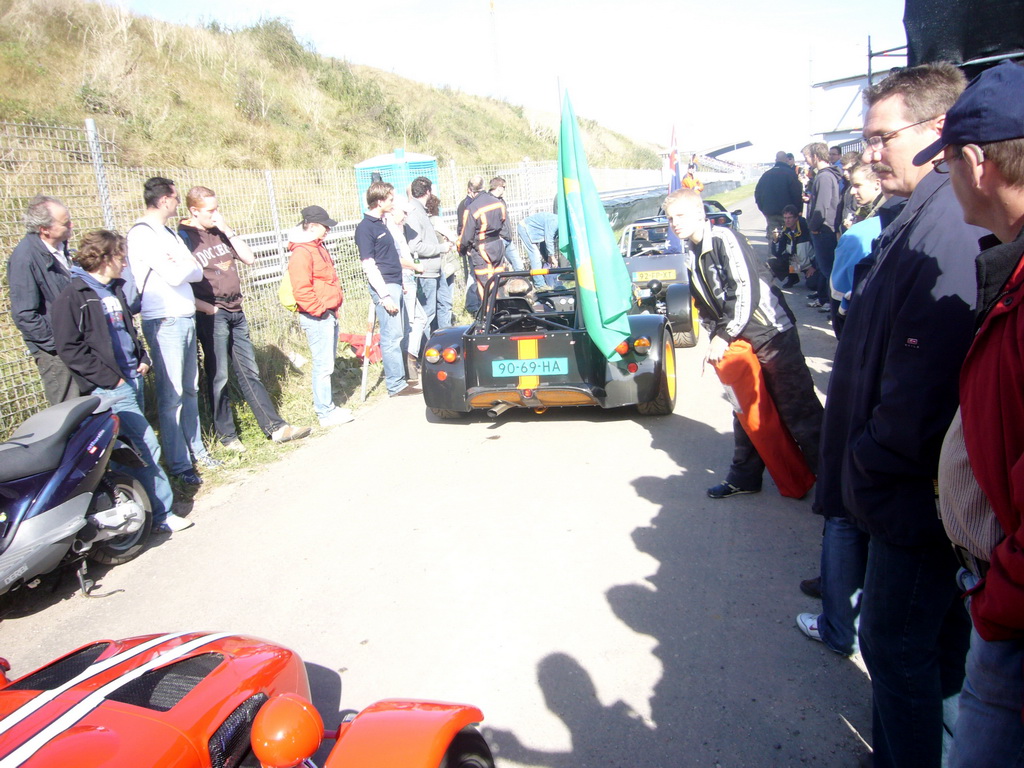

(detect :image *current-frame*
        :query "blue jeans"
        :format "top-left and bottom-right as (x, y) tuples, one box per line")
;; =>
(811, 229), (837, 304)
(503, 238), (523, 271)
(817, 515), (869, 655)
(408, 276), (440, 357)
(372, 283), (408, 395)
(950, 570), (1024, 767)
(516, 224), (550, 288)
(297, 311), (339, 420)
(435, 274), (453, 330)
(196, 310), (285, 441)
(142, 315), (209, 475)
(859, 536), (970, 768)
(96, 378), (175, 525)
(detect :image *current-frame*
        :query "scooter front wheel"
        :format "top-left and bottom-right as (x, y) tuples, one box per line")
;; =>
(90, 473), (152, 565)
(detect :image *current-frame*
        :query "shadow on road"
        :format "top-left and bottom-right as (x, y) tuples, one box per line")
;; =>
(487, 403), (873, 765)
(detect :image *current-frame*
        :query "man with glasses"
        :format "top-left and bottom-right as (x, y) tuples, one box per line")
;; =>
(813, 63), (984, 768)
(7, 195), (81, 404)
(925, 60), (1024, 767)
(128, 177), (219, 487)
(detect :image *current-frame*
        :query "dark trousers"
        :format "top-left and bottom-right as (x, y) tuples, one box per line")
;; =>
(32, 349), (80, 405)
(859, 536), (970, 768)
(726, 328), (823, 490)
(196, 310), (285, 441)
(811, 229), (837, 304)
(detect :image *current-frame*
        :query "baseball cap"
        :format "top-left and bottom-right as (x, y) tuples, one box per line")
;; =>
(913, 60), (1024, 167)
(300, 205), (338, 228)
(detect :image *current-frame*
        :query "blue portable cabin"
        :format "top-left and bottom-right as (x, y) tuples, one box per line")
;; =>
(354, 149), (439, 212)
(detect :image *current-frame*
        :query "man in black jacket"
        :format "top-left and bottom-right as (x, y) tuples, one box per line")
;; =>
(814, 63), (983, 768)
(6, 194), (80, 405)
(51, 230), (191, 534)
(755, 152), (804, 240)
(665, 188), (822, 500)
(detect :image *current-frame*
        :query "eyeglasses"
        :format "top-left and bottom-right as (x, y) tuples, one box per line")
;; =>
(864, 115), (940, 151)
(932, 145), (984, 174)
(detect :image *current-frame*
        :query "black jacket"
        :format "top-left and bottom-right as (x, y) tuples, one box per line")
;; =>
(814, 172), (984, 545)
(754, 162), (803, 217)
(687, 222), (795, 351)
(6, 234), (72, 353)
(51, 276), (150, 393)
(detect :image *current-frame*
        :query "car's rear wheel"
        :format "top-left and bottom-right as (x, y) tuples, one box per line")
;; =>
(431, 407), (469, 420)
(439, 729), (494, 768)
(672, 298), (700, 348)
(637, 333), (677, 416)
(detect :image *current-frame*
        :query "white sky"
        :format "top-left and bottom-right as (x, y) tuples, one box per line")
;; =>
(118, 0), (908, 162)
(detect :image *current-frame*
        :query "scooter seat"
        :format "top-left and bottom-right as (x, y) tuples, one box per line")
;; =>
(0, 396), (102, 483)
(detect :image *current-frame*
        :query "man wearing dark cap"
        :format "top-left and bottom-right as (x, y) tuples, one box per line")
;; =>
(813, 62), (985, 768)
(287, 204), (356, 426)
(927, 60), (1024, 767)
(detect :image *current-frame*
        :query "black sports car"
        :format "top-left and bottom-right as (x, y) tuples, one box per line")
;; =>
(421, 269), (677, 420)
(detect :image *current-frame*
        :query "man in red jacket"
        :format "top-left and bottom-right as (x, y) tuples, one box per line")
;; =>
(931, 60), (1024, 767)
(288, 206), (355, 427)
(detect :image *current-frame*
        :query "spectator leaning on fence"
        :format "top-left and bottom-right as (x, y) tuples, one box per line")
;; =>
(51, 229), (191, 534)
(286, 205), (355, 427)
(179, 186), (311, 449)
(127, 177), (219, 487)
(7, 194), (81, 405)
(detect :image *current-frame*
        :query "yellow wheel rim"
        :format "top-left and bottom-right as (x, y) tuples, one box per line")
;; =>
(664, 337), (677, 401)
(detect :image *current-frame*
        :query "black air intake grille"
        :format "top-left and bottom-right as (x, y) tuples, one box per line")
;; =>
(8, 643), (110, 690)
(208, 693), (269, 768)
(106, 653), (223, 711)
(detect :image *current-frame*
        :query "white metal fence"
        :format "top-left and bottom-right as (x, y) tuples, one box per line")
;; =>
(0, 120), (664, 432)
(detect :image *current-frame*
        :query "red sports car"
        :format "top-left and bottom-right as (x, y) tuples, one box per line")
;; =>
(0, 632), (492, 768)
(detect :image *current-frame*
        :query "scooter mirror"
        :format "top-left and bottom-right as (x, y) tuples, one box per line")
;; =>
(251, 692), (324, 768)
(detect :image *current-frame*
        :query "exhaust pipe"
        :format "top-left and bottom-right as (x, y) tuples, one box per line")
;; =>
(487, 402), (514, 419)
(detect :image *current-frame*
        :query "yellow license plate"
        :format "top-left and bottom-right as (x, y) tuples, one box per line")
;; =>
(633, 269), (677, 281)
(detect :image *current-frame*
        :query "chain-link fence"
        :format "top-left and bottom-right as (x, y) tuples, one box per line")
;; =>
(0, 120), (664, 433)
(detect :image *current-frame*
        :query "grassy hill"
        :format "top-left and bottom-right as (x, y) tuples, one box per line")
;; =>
(0, 0), (661, 169)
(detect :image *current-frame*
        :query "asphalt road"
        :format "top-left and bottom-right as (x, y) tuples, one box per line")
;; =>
(0, 197), (872, 767)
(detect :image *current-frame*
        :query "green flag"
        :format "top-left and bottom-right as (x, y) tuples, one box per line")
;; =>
(556, 93), (633, 361)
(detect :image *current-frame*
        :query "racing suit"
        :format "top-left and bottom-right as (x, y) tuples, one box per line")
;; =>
(459, 191), (510, 301)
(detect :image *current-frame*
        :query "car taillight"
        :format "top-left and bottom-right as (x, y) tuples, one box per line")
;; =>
(425, 347), (441, 364)
(633, 336), (651, 355)
(614, 340), (630, 356)
(442, 346), (460, 363)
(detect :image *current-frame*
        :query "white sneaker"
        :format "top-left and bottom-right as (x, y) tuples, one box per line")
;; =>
(319, 408), (354, 428)
(223, 439), (247, 453)
(156, 514), (194, 534)
(796, 612), (823, 642)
